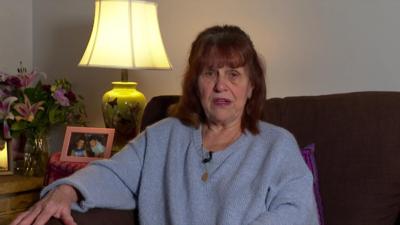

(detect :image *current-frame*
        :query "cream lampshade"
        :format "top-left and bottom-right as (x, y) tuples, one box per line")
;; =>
(79, 0), (172, 152)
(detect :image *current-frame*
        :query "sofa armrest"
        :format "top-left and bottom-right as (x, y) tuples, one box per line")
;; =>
(46, 208), (137, 225)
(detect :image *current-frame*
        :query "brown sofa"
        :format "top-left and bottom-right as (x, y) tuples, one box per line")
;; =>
(48, 91), (400, 225)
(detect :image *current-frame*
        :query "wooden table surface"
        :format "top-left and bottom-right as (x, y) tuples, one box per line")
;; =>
(0, 175), (44, 225)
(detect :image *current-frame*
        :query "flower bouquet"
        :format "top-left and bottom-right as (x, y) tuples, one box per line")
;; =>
(0, 65), (87, 176)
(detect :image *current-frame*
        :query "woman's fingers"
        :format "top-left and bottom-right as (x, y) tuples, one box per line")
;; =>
(11, 203), (44, 225)
(10, 211), (30, 225)
(10, 200), (73, 225)
(31, 204), (59, 225)
(32, 193), (76, 225)
(60, 209), (77, 225)
(9, 185), (78, 225)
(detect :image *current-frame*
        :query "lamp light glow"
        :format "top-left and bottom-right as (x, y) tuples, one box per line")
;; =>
(0, 141), (8, 171)
(79, 0), (171, 70)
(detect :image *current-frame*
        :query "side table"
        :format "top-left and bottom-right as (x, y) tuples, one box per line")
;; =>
(0, 175), (43, 225)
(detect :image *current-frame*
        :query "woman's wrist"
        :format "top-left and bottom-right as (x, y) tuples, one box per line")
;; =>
(57, 184), (79, 203)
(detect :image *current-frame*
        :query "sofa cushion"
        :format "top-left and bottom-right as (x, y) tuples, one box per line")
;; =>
(264, 92), (400, 225)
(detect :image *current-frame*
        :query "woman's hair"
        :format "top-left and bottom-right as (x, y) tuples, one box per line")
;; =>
(169, 25), (266, 134)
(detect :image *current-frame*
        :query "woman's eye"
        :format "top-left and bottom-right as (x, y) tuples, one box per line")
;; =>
(203, 70), (216, 77)
(228, 70), (240, 78)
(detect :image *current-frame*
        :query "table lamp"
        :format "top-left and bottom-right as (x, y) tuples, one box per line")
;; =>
(0, 140), (12, 175)
(79, 0), (172, 152)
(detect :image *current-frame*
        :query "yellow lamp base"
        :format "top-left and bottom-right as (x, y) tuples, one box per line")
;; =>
(102, 82), (146, 152)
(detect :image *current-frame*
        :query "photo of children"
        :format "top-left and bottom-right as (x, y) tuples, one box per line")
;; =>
(68, 133), (108, 158)
(61, 126), (114, 163)
(88, 136), (105, 157)
(70, 135), (87, 157)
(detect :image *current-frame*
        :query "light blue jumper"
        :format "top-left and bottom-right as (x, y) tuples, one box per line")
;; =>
(42, 118), (319, 225)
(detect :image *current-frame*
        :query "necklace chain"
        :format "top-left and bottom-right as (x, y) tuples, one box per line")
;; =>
(200, 125), (242, 182)
(201, 146), (211, 182)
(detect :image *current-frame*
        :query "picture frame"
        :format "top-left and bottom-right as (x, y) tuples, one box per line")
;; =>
(60, 126), (115, 163)
(0, 139), (13, 175)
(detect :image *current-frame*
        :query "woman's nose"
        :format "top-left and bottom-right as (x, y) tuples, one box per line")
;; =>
(213, 74), (227, 92)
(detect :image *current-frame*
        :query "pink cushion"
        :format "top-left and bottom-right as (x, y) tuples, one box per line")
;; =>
(44, 152), (88, 185)
(301, 144), (324, 225)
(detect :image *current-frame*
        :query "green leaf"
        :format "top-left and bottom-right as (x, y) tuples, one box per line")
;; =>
(11, 121), (28, 131)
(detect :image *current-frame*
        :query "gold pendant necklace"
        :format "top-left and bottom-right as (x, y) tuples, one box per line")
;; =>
(201, 149), (213, 182)
(200, 125), (242, 182)
(201, 171), (209, 182)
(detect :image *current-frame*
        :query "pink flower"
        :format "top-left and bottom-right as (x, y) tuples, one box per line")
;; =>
(5, 70), (46, 89)
(0, 67), (87, 140)
(18, 71), (43, 88)
(5, 76), (22, 88)
(0, 89), (6, 99)
(2, 121), (11, 139)
(65, 91), (77, 103)
(53, 89), (70, 106)
(0, 96), (18, 139)
(14, 95), (45, 122)
(0, 71), (8, 82)
(0, 96), (18, 120)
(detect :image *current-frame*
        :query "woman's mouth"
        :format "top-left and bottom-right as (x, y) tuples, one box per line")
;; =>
(213, 98), (232, 106)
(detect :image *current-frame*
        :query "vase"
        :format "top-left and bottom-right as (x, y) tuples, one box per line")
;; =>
(20, 134), (49, 177)
(102, 82), (146, 153)
(11, 135), (26, 174)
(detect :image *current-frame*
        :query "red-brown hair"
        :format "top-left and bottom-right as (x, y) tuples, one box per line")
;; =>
(169, 25), (266, 134)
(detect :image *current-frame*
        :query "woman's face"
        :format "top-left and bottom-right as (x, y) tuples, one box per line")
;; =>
(198, 65), (253, 127)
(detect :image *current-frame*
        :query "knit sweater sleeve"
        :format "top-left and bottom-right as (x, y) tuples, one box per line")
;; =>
(249, 129), (319, 225)
(40, 131), (148, 212)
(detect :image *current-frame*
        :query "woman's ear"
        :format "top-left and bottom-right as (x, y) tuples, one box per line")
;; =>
(247, 85), (253, 99)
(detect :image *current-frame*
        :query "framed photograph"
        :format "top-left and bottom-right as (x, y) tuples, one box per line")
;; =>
(0, 139), (13, 175)
(60, 126), (115, 163)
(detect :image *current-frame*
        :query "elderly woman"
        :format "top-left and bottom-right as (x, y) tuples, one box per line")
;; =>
(12, 25), (318, 225)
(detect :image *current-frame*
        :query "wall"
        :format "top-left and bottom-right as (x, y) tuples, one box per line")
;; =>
(32, 0), (400, 131)
(0, 0), (33, 73)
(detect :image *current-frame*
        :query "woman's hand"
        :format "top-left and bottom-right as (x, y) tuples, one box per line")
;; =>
(10, 184), (79, 225)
